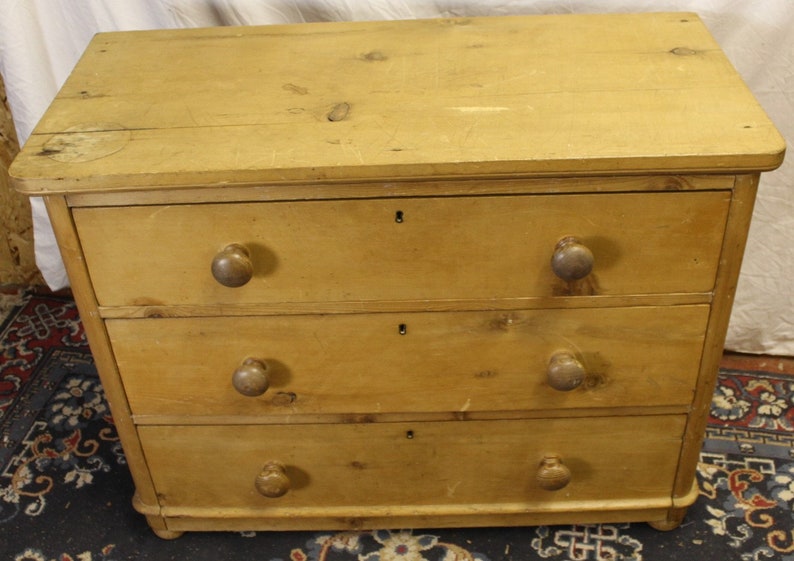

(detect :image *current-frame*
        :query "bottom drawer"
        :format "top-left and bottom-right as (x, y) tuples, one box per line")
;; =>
(139, 415), (685, 512)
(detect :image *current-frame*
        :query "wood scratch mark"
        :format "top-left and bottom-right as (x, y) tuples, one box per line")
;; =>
(446, 480), (462, 498)
(376, 120), (401, 151)
(184, 104), (199, 126)
(447, 106), (510, 112)
(342, 142), (364, 164)
(282, 83), (309, 95)
(147, 206), (173, 220)
(459, 118), (480, 148)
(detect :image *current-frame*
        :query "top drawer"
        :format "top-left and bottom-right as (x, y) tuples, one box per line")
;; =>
(73, 191), (730, 308)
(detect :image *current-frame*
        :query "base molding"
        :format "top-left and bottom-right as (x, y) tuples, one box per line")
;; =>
(136, 480), (700, 537)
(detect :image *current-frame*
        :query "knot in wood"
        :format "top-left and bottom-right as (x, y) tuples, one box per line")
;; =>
(327, 102), (351, 122)
(360, 51), (387, 62)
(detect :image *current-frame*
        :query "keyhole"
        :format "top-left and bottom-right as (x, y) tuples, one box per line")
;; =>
(398, 324), (407, 335)
(395, 210), (404, 223)
(406, 430), (414, 439)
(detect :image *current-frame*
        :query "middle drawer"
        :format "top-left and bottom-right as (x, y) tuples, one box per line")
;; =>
(109, 305), (708, 420)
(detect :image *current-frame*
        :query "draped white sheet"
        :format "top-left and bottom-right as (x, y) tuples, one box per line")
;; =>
(1, 0), (791, 354)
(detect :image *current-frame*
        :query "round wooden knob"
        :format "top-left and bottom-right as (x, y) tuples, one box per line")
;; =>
(547, 352), (586, 391)
(211, 243), (253, 287)
(255, 461), (290, 498)
(232, 358), (270, 397)
(536, 454), (571, 491)
(551, 237), (594, 282)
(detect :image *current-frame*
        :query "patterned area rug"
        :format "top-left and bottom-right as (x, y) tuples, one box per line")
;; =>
(1, 288), (793, 561)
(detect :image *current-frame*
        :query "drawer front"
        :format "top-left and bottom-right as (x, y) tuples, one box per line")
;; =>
(138, 416), (685, 510)
(74, 191), (730, 307)
(109, 305), (708, 418)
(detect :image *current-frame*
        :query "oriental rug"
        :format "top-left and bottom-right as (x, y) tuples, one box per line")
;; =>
(1, 287), (793, 561)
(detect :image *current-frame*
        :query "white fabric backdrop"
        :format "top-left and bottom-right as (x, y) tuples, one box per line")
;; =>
(1, 0), (791, 354)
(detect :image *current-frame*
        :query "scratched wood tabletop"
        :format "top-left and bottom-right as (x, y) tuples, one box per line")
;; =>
(10, 13), (784, 194)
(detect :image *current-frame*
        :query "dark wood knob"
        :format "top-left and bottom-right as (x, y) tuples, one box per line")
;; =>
(232, 358), (270, 397)
(211, 243), (253, 287)
(255, 461), (290, 498)
(551, 237), (594, 281)
(536, 454), (571, 491)
(547, 352), (586, 391)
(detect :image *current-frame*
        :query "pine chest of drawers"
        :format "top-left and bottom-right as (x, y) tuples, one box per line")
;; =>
(10, 13), (784, 538)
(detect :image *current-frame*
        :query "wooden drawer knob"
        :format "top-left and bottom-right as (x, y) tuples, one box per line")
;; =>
(536, 454), (571, 491)
(232, 358), (270, 396)
(255, 461), (290, 498)
(211, 243), (253, 287)
(551, 237), (594, 281)
(547, 352), (586, 391)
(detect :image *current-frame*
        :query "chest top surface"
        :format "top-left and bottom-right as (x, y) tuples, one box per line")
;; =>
(10, 12), (785, 194)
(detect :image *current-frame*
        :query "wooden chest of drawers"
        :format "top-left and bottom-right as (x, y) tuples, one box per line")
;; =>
(10, 13), (784, 538)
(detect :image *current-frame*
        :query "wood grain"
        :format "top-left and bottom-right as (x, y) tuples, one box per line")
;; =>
(108, 305), (709, 419)
(41, 196), (161, 509)
(73, 191), (730, 307)
(64, 175), (736, 207)
(9, 13), (784, 194)
(138, 415), (686, 510)
(10, 14), (784, 535)
(672, 174), (762, 499)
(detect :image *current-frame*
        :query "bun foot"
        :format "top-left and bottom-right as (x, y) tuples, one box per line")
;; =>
(152, 528), (184, 540)
(648, 506), (688, 531)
